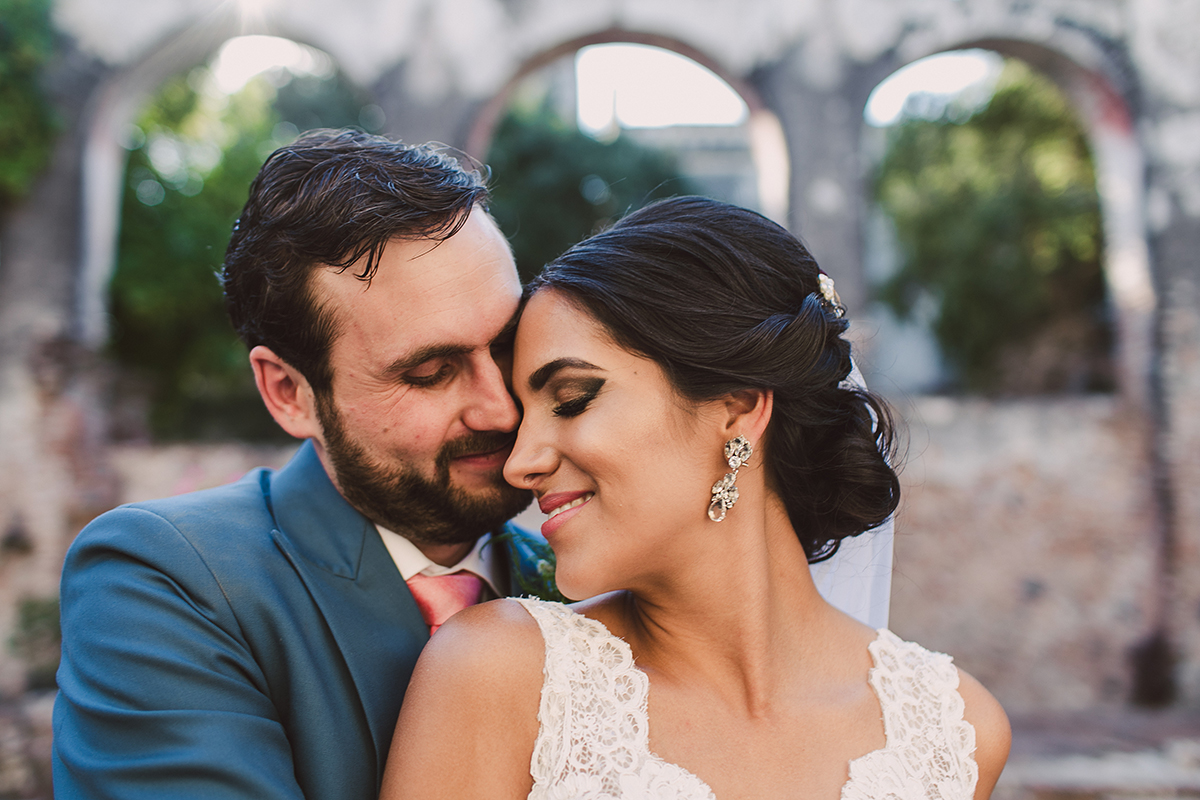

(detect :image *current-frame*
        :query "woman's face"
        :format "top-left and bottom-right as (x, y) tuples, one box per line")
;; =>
(503, 289), (726, 600)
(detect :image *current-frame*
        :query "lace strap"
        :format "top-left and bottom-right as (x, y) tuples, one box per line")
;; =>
(866, 630), (979, 797)
(514, 598), (652, 795)
(513, 599), (574, 784)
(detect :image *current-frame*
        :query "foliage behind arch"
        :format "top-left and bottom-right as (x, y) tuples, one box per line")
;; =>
(874, 59), (1110, 394)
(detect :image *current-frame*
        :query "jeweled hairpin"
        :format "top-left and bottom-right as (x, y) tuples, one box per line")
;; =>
(817, 273), (845, 318)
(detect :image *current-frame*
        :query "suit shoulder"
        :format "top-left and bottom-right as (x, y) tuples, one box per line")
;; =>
(64, 470), (284, 604)
(128, 469), (273, 526)
(74, 470), (275, 554)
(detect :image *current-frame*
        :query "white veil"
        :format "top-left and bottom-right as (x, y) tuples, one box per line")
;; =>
(808, 359), (894, 629)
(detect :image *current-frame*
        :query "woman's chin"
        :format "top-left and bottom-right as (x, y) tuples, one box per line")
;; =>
(552, 571), (605, 603)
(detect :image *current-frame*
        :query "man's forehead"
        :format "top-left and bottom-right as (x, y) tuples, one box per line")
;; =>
(315, 251), (519, 363)
(315, 214), (512, 294)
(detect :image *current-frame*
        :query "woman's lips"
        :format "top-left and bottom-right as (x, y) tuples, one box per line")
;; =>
(538, 491), (594, 538)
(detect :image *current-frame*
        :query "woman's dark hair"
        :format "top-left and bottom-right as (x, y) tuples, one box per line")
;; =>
(529, 195), (900, 562)
(222, 128), (489, 396)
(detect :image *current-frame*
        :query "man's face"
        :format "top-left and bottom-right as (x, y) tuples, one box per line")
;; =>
(309, 210), (531, 547)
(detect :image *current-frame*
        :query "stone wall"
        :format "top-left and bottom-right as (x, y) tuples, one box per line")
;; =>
(889, 396), (1163, 712)
(1162, 251), (1200, 706)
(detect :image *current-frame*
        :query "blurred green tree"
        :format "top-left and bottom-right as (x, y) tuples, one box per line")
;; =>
(873, 59), (1110, 394)
(0, 0), (57, 209)
(110, 62), (370, 440)
(487, 103), (693, 281)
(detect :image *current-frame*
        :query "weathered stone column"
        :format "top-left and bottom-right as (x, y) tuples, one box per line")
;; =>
(0, 45), (116, 696)
(751, 44), (898, 316)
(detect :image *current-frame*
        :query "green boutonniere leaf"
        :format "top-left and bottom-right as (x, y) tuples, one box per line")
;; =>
(494, 528), (568, 603)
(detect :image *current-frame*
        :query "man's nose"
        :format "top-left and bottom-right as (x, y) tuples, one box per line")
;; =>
(463, 358), (520, 432)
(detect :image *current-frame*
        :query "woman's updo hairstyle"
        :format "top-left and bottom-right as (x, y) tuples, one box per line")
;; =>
(528, 196), (899, 562)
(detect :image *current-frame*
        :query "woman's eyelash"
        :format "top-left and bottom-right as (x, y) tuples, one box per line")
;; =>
(552, 379), (605, 417)
(553, 394), (594, 417)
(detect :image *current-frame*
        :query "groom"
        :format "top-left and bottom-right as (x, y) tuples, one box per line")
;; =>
(53, 129), (560, 799)
(53, 129), (894, 799)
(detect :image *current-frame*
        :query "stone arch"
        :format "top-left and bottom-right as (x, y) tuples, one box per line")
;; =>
(967, 38), (1154, 411)
(75, 12), (366, 350)
(856, 35), (1153, 408)
(464, 28), (790, 225)
(953, 37), (1169, 703)
(858, 34), (1174, 705)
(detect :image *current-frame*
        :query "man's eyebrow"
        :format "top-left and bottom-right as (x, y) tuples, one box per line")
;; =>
(382, 305), (522, 378)
(382, 344), (471, 378)
(528, 358), (602, 392)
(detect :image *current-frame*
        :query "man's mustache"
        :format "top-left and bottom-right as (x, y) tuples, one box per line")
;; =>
(438, 431), (518, 464)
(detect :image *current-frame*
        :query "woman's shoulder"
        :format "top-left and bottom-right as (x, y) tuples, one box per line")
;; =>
(402, 599), (551, 730)
(954, 666), (1011, 800)
(422, 597), (549, 678)
(381, 599), (546, 799)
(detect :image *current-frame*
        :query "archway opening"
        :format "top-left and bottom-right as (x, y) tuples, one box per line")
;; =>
(106, 35), (379, 441)
(471, 35), (789, 281)
(859, 49), (1114, 397)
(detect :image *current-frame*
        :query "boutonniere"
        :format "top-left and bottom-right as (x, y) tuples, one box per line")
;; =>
(494, 528), (569, 603)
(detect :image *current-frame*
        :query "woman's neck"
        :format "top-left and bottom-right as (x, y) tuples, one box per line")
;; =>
(582, 496), (852, 716)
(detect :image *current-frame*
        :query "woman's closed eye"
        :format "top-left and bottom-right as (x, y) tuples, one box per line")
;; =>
(552, 378), (606, 418)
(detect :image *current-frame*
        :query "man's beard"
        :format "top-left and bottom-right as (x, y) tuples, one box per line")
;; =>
(316, 393), (532, 546)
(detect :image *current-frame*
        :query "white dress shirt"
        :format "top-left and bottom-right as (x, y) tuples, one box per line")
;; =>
(376, 526), (505, 600)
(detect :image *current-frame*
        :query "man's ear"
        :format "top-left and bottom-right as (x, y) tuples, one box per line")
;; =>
(721, 388), (773, 444)
(249, 345), (324, 441)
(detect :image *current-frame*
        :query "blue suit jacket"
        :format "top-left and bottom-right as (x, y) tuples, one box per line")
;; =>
(53, 440), (554, 799)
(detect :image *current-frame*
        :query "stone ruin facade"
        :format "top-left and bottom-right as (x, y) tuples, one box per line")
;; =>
(2, 0), (1199, 724)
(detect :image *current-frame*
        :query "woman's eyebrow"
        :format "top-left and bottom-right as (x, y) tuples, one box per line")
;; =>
(528, 358), (601, 392)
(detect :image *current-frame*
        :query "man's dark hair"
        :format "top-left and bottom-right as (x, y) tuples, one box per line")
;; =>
(531, 196), (900, 563)
(222, 128), (489, 395)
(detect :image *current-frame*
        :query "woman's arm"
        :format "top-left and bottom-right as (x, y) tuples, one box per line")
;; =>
(957, 668), (1012, 800)
(380, 599), (544, 800)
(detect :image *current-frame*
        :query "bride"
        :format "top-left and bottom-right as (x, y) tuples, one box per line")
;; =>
(380, 196), (1010, 799)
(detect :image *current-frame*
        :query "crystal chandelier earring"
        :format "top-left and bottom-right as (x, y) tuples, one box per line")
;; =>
(708, 435), (753, 522)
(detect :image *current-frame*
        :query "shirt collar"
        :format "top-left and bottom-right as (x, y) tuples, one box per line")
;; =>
(375, 526), (503, 597)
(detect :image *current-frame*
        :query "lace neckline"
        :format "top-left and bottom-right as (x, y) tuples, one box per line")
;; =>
(519, 597), (977, 800)
(538, 601), (895, 799)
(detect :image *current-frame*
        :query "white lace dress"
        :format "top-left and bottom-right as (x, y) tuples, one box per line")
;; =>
(514, 598), (978, 800)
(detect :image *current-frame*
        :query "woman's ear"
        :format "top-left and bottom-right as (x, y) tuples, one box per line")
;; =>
(249, 345), (325, 441)
(722, 388), (773, 443)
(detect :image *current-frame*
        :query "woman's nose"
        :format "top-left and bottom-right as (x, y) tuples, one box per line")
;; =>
(503, 421), (555, 490)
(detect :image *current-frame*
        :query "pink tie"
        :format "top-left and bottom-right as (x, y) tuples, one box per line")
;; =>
(405, 572), (484, 634)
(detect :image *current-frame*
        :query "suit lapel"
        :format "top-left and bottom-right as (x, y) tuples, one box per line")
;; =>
(264, 444), (562, 775)
(266, 441), (428, 774)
